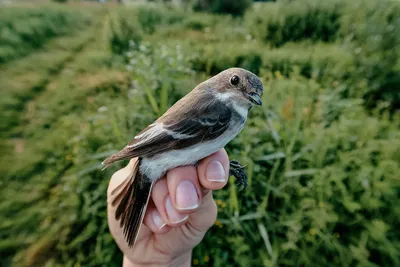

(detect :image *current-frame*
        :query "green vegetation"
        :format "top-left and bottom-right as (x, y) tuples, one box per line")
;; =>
(0, 1), (399, 267)
(106, 6), (184, 54)
(193, 0), (253, 16)
(0, 6), (91, 64)
(245, 0), (400, 108)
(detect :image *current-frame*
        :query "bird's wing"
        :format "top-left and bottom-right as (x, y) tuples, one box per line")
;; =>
(102, 92), (231, 165)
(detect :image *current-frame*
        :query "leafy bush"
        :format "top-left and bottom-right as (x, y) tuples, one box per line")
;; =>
(190, 42), (264, 75)
(261, 43), (355, 82)
(106, 6), (184, 54)
(341, 0), (400, 108)
(183, 13), (220, 31)
(245, 0), (343, 46)
(136, 5), (183, 33)
(245, 0), (400, 108)
(189, 41), (354, 84)
(125, 41), (196, 116)
(193, 0), (253, 16)
(106, 11), (143, 55)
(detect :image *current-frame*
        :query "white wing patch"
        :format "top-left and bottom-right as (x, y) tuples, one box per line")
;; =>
(127, 122), (194, 148)
(165, 128), (194, 139)
(133, 123), (164, 140)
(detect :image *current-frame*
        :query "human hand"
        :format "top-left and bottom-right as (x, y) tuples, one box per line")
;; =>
(107, 149), (230, 267)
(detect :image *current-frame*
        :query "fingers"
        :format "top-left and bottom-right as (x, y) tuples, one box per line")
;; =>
(112, 149), (230, 236)
(187, 149), (229, 231)
(197, 149), (230, 192)
(151, 174), (191, 226)
(167, 165), (202, 212)
(146, 149), (229, 229)
(142, 201), (171, 234)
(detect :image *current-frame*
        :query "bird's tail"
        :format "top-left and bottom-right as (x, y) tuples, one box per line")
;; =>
(111, 158), (153, 247)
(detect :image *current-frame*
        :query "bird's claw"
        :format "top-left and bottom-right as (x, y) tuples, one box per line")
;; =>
(229, 160), (247, 190)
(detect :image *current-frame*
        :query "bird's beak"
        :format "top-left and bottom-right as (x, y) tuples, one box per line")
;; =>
(248, 92), (262, 106)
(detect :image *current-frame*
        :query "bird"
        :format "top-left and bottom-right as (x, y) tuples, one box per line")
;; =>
(103, 67), (264, 247)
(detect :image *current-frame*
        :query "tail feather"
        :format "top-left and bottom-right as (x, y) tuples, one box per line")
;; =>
(111, 158), (153, 247)
(103, 147), (136, 167)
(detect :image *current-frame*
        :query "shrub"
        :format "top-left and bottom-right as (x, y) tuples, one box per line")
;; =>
(136, 5), (183, 33)
(106, 6), (184, 54)
(106, 10), (143, 55)
(341, 0), (400, 108)
(245, 0), (343, 46)
(193, 0), (253, 16)
(125, 41), (196, 116)
(245, 0), (400, 108)
(190, 42), (263, 75)
(189, 41), (354, 83)
(184, 14), (219, 30)
(261, 43), (355, 82)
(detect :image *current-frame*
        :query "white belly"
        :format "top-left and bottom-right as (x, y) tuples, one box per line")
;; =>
(140, 120), (245, 181)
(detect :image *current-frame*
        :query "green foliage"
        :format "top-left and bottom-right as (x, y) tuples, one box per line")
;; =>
(341, 0), (400, 108)
(106, 5), (184, 54)
(0, 11), (128, 266)
(245, 0), (400, 108)
(0, 6), (91, 64)
(135, 5), (184, 33)
(190, 42), (264, 75)
(193, 0), (253, 16)
(210, 73), (400, 266)
(125, 41), (196, 116)
(245, 0), (343, 46)
(106, 11), (143, 55)
(0, 26), (97, 137)
(1, 2), (399, 267)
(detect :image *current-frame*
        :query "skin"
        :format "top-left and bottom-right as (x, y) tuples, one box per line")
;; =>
(107, 149), (230, 267)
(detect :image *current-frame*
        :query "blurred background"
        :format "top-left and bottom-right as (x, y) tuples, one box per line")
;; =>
(0, 0), (399, 266)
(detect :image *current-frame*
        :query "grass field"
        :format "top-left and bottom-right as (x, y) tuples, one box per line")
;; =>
(0, 1), (399, 266)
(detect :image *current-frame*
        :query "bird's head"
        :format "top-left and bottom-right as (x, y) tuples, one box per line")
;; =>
(208, 68), (264, 108)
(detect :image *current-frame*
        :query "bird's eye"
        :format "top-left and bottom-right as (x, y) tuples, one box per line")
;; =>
(230, 75), (240, 85)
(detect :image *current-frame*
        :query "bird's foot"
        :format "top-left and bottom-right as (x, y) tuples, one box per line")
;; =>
(229, 160), (247, 190)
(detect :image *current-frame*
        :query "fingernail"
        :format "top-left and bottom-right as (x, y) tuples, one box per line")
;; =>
(165, 196), (188, 224)
(176, 181), (199, 210)
(206, 160), (226, 182)
(151, 210), (166, 230)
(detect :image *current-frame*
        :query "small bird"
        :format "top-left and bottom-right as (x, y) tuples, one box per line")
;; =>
(103, 67), (263, 247)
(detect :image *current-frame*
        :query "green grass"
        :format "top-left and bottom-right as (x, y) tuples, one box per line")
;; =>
(0, 5), (92, 64)
(0, 1), (399, 267)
